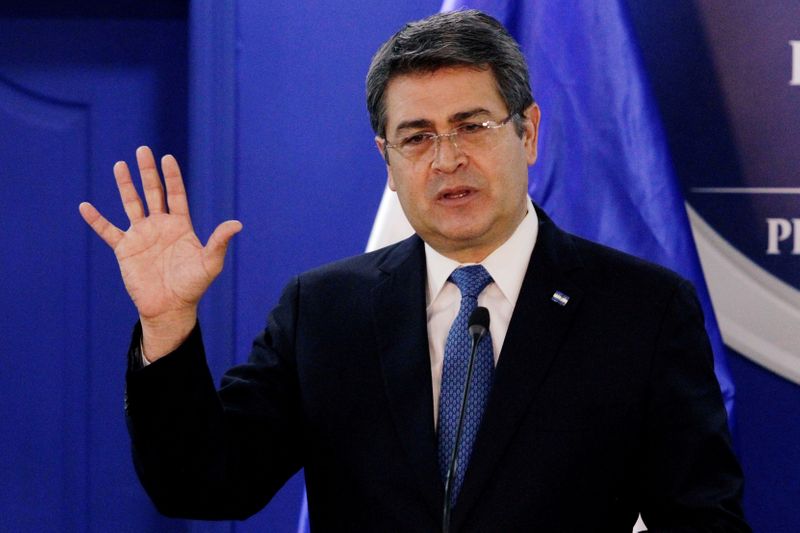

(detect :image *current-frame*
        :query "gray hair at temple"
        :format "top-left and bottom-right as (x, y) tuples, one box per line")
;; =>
(366, 9), (535, 140)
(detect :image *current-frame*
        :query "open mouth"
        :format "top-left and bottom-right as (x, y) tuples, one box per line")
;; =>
(439, 188), (475, 201)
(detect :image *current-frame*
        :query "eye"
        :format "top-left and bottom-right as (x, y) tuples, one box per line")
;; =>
(401, 132), (434, 146)
(457, 122), (486, 135)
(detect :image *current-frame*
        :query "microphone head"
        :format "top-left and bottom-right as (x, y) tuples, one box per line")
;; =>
(468, 306), (490, 338)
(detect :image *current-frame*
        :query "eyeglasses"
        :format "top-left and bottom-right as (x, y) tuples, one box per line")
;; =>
(383, 113), (518, 163)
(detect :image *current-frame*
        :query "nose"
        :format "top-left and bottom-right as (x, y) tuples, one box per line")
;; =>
(431, 132), (466, 172)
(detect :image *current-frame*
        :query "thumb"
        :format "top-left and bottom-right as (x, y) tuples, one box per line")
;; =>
(203, 220), (243, 276)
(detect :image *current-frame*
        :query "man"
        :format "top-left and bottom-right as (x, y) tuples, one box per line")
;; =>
(79, 10), (749, 532)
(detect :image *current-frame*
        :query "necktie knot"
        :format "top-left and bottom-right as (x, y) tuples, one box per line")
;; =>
(449, 265), (493, 299)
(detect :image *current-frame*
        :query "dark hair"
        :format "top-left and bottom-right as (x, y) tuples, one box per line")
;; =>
(366, 9), (534, 139)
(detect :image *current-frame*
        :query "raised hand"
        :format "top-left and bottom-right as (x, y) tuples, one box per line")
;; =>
(79, 146), (242, 360)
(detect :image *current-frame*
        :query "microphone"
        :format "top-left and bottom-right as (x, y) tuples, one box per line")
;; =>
(442, 306), (490, 533)
(468, 307), (490, 340)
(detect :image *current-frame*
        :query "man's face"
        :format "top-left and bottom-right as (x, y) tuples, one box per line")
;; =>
(377, 67), (540, 263)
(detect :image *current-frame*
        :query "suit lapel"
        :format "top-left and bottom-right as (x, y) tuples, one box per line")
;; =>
(371, 236), (443, 520)
(452, 210), (585, 529)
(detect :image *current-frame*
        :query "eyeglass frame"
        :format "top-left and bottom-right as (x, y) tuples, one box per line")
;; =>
(381, 112), (519, 162)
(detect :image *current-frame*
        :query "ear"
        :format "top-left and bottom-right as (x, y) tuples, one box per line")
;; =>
(387, 165), (397, 192)
(375, 136), (397, 191)
(520, 103), (541, 166)
(374, 136), (389, 162)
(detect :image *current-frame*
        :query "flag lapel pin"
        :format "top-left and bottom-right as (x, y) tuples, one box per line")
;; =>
(551, 291), (570, 306)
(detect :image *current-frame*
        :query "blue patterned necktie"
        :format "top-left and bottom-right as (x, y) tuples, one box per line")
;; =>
(437, 265), (495, 506)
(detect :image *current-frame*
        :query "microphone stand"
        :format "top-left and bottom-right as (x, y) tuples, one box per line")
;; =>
(442, 310), (488, 533)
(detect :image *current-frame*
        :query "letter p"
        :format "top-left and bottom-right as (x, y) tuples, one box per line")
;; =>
(766, 218), (792, 255)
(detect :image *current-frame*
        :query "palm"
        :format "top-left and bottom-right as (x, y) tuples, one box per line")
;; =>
(115, 213), (209, 319)
(80, 147), (241, 322)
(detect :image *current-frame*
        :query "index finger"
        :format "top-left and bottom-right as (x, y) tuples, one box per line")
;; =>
(161, 154), (190, 216)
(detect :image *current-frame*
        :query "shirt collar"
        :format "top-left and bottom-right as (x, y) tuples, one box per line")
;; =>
(424, 197), (538, 307)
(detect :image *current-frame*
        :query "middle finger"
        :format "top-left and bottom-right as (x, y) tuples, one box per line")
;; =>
(136, 146), (166, 215)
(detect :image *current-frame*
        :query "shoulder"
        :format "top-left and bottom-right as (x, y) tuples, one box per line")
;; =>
(573, 234), (687, 292)
(581, 235), (703, 321)
(535, 210), (694, 312)
(292, 234), (424, 293)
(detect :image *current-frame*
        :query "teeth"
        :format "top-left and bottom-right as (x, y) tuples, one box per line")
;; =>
(447, 191), (469, 199)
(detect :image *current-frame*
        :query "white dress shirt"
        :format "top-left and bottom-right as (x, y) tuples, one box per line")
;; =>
(425, 197), (538, 428)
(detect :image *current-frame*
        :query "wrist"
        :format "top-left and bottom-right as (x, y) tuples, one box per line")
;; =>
(140, 309), (197, 362)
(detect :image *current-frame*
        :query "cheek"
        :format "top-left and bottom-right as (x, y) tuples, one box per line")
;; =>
(390, 168), (428, 200)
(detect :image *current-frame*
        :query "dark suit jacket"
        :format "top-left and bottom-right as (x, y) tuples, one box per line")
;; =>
(126, 208), (749, 532)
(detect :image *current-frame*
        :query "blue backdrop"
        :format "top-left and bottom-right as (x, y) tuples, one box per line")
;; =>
(0, 1), (797, 531)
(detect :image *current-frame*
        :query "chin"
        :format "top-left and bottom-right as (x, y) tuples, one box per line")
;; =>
(435, 227), (490, 249)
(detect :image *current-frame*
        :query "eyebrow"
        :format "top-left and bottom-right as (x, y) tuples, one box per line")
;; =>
(451, 107), (492, 122)
(392, 107), (493, 136)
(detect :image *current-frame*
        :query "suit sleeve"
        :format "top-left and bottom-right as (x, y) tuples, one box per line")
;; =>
(639, 280), (750, 532)
(125, 277), (304, 520)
